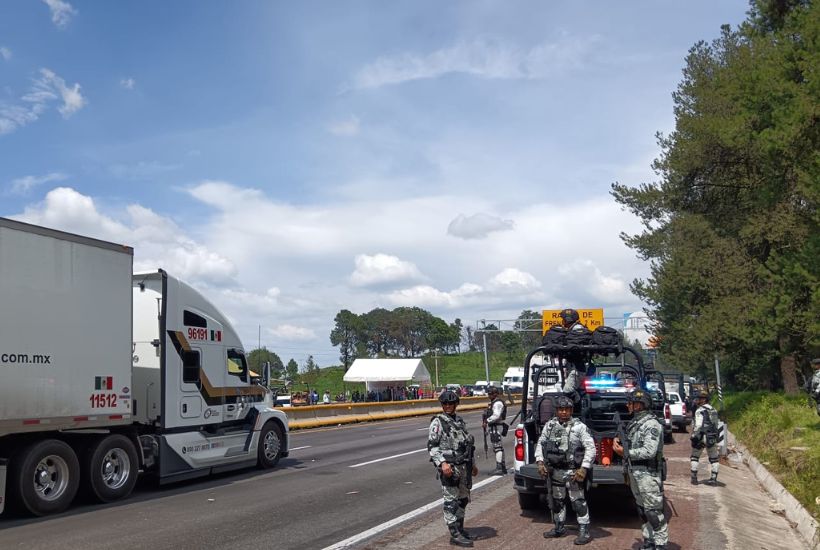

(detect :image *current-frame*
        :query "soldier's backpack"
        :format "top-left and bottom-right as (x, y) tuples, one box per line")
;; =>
(592, 325), (621, 347)
(542, 325), (567, 347)
(565, 325), (592, 348)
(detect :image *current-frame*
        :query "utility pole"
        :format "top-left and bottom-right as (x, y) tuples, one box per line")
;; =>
(482, 323), (490, 384)
(434, 348), (439, 388)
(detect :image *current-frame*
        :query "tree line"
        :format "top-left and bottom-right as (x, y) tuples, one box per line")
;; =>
(612, 0), (817, 392)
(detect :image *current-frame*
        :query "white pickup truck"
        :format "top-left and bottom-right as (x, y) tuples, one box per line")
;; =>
(666, 391), (690, 431)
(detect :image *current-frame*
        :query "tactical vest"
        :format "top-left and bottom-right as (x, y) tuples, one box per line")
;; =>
(431, 413), (474, 464)
(541, 418), (583, 468)
(699, 405), (720, 435)
(627, 411), (664, 472)
(486, 398), (507, 424)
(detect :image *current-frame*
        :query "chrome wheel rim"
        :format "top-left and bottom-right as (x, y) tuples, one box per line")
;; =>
(33, 454), (70, 502)
(100, 447), (131, 490)
(263, 430), (280, 461)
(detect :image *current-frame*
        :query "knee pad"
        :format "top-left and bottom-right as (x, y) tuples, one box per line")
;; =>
(572, 499), (588, 517)
(646, 509), (664, 530)
(690, 455), (700, 462)
(708, 457), (720, 464)
(444, 500), (459, 515)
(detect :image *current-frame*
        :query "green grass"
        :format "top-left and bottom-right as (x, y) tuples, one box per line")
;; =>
(287, 351), (525, 397)
(722, 392), (820, 518)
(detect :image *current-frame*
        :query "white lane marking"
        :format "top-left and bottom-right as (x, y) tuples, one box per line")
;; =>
(416, 427), (429, 431)
(349, 448), (427, 468)
(321, 476), (503, 549)
(289, 445), (312, 451)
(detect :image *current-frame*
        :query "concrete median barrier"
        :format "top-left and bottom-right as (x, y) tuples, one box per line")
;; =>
(280, 396), (493, 429)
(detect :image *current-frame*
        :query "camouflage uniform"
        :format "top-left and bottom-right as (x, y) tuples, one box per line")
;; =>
(810, 368), (820, 416)
(691, 402), (720, 481)
(485, 395), (507, 473)
(428, 412), (475, 527)
(535, 416), (596, 527)
(625, 409), (668, 548)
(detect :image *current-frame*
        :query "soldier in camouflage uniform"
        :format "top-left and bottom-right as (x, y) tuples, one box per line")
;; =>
(428, 390), (479, 547)
(482, 386), (508, 475)
(535, 395), (595, 545)
(690, 390), (721, 486)
(810, 359), (820, 416)
(613, 388), (668, 550)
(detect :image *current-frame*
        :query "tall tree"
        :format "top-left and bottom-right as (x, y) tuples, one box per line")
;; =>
(247, 347), (284, 379)
(285, 358), (299, 381)
(516, 309), (543, 350)
(330, 309), (361, 371)
(612, 0), (818, 392)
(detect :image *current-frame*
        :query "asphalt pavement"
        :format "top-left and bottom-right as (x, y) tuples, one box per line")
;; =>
(0, 409), (491, 550)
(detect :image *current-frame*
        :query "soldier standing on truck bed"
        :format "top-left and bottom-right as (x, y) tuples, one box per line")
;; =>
(613, 389), (669, 550)
(428, 390), (479, 547)
(690, 390), (721, 486)
(559, 309), (588, 393)
(534, 395), (595, 545)
(483, 386), (508, 476)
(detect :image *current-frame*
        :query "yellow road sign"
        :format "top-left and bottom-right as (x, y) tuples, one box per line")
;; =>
(542, 309), (604, 334)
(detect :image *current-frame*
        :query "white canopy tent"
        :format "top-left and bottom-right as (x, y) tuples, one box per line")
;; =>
(343, 358), (432, 392)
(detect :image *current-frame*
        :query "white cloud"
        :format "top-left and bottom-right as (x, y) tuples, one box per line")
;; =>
(487, 267), (542, 294)
(556, 259), (630, 304)
(1, 68), (86, 135)
(350, 35), (598, 89)
(8, 172), (68, 194)
(268, 324), (317, 342)
(349, 253), (424, 287)
(328, 115), (360, 137)
(43, 0), (77, 28)
(0, 47), (11, 61)
(447, 212), (514, 240)
(120, 77), (136, 90)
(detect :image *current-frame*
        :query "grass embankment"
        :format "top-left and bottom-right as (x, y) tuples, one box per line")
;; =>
(722, 392), (819, 518)
(291, 351), (524, 396)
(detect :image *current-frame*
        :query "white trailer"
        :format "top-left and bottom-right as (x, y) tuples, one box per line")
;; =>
(0, 218), (289, 516)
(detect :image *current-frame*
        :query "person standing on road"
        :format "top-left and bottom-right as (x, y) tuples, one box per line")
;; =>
(690, 390), (721, 486)
(482, 386), (508, 476)
(428, 390), (479, 548)
(534, 395), (595, 545)
(809, 358), (820, 416)
(613, 388), (668, 550)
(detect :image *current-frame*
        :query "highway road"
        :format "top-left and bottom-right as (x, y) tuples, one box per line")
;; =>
(0, 409), (493, 549)
(0, 409), (809, 550)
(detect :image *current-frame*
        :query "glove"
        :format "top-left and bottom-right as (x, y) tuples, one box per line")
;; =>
(573, 468), (587, 482)
(537, 461), (548, 479)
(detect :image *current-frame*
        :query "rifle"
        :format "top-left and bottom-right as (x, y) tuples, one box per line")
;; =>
(614, 411), (631, 485)
(481, 409), (490, 460)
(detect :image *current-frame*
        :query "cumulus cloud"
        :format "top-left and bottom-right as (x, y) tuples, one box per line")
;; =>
(0, 68), (86, 135)
(328, 115), (360, 137)
(43, 0), (77, 28)
(268, 324), (317, 342)
(16, 187), (237, 286)
(120, 77), (136, 90)
(349, 253), (424, 287)
(556, 259), (629, 303)
(0, 47), (11, 61)
(350, 35), (597, 89)
(8, 172), (68, 194)
(487, 268), (542, 294)
(447, 212), (514, 240)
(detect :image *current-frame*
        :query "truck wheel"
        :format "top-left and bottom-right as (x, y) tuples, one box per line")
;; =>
(517, 492), (540, 511)
(12, 439), (80, 516)
(257, 422), (283, 469)
(84, 435), (139, 503)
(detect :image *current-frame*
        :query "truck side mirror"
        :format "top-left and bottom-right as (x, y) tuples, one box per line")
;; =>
(262, 362), (271, 387)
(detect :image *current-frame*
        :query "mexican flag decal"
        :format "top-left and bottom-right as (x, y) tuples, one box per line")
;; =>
(95, 376), (113, 390)
(210, 330), (222, 342)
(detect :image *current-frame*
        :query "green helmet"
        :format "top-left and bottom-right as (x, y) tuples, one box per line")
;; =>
(627, 389), (652, 408)
(487, 386), (500, 396)
(556, 395), (574, 409)
(439, 390), (460, 404)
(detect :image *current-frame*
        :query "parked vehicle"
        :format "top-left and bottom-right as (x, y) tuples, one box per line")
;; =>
(502, 367), (525, 394)
(275, 395), (293, 408)
(666, 391), (690, 431)
(473, 380), (502, 396)
(0, 218), (289, 516)
(512, 333), (666, 511)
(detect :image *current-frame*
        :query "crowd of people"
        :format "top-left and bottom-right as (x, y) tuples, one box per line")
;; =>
(289, 385), (430, 405)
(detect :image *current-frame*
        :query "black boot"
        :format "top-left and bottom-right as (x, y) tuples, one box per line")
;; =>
(705, 472), (718, 486)
(655, 546), (667, 550)
(543, 522), (566, 538)
(448, 524), (473, 547)
(501, 462), (508, 474)
(690, 471), (698, 485)
(573, 524), (591, 545)
(489, 462), (505, 476)
(639, 540), (655, 550)
(456, 518), (476, 541)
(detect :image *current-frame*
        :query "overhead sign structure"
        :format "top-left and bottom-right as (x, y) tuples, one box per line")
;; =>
(542, 309), (604, 334)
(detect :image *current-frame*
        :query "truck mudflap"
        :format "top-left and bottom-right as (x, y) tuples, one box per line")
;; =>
(0, 458), (7, 515)
(590, 464), (627, 485)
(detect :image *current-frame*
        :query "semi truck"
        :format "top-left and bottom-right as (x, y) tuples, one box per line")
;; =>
(0, 217), (289, 516)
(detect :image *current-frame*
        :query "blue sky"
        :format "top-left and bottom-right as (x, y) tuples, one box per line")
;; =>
(0, 0), (751, 366)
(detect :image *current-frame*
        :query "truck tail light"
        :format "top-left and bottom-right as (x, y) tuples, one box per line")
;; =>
(514, 427), (524, 461)
(682, 402), (687, 415)
(596, 437), (614, 466)
(664, 403), (671, 420)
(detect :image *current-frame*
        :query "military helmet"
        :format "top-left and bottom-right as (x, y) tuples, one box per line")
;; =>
(487, 386), (500, 396)
(556, 395), (574, 409)
(559, 308), (580, 326)
(439, 390), (460, 404)
(627, 389), (652, 408)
